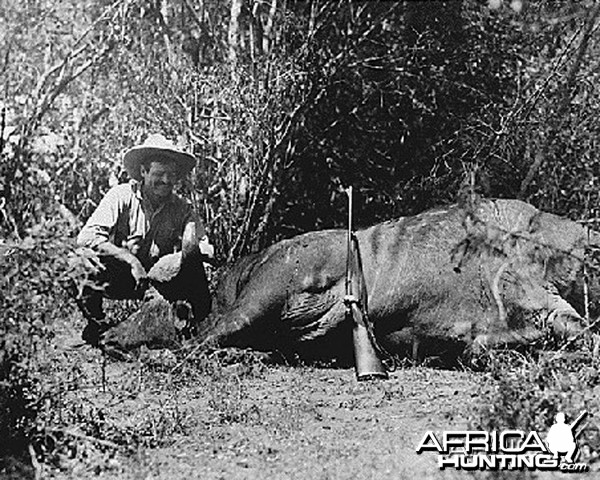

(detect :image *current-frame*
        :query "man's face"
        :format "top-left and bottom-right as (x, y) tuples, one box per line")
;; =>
(140, 160), (180, 201)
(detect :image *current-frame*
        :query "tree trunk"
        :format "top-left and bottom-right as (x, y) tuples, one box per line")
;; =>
(228, 0), (243, 67)
(263, 0), (277, 54)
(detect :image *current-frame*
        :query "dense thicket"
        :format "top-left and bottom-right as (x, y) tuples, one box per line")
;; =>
(2, 0), (600, 255)
(275, 0), (600, 233)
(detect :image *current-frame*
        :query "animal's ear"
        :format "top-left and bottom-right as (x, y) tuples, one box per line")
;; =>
(526, 211), (543, 234)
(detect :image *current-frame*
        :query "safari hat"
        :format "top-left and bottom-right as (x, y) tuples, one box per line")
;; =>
(123, 134), (196, 181)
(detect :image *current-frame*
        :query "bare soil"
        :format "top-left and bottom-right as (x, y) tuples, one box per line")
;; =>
(36, 316), (596, 480)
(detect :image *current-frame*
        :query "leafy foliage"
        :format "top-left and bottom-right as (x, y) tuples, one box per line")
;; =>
(0, 215), (77, 472)
(270, 1), (600, 234)
(478, 350), (600, 465)
(275, 1), (521, 230)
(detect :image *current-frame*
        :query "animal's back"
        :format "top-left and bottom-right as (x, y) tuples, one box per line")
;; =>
(201, 198), (593, 360)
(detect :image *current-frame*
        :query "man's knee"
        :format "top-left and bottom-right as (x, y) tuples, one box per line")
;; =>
(67, 247), (140, 300)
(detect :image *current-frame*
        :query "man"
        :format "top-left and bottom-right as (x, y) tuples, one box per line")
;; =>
(73, 133), (213, 346)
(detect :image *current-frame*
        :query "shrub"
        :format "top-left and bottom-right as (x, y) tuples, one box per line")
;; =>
(477, 350), (600, 465)
(0, 214), (76, 475)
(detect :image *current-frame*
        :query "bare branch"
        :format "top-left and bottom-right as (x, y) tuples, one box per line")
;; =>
(181, 0), (205, 31)
(32, 44), (88, 100)
(519, 4), (600, 198)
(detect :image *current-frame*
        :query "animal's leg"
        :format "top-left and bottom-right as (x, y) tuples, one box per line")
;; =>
(291, 299), (346, 342)
(290, 300), (353, 361)
(199, 293), (348, 356)
(470, 326), (545, 356)
(412, 337), (420, 362)
(549, 310), (583, 340)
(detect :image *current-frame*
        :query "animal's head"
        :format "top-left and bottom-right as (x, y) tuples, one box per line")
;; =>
(508, 213), (600, 335)
(455, 200), (600, 342)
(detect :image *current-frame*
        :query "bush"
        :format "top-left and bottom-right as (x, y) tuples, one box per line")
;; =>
(0, 215), (77, 475)
(477, 350), (600, 465)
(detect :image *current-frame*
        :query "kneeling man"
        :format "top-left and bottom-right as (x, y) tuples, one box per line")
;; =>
(72, 134), (213, 345)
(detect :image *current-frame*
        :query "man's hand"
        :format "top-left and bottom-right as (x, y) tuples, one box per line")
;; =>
(199, 235), (215, 259)
(96, 241), (148, 291)
(129, 257), (148, 291)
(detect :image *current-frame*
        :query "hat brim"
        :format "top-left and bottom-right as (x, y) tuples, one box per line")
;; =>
(123, 146), (196, 181)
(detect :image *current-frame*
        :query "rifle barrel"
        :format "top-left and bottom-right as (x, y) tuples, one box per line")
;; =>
(345, 186), (353, 299)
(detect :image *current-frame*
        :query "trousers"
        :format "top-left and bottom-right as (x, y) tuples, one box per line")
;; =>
(67, 247), (211, 335)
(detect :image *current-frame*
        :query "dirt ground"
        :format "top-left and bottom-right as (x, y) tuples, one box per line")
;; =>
(34, 315), (597, 480)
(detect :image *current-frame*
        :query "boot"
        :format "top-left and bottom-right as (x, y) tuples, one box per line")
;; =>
(75, 290), (106, 322)
(82, 319), (111, 347)
(75, 291), (109, 347)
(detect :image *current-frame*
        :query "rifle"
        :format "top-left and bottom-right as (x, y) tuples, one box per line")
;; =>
(344, 186), (388, 381)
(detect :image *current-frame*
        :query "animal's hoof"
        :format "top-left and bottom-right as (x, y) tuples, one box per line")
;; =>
(550, 311), (583, 340)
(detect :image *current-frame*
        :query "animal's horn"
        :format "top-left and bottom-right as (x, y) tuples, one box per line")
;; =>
(180, 221), (212, 323)
(182, 221), (199, 262)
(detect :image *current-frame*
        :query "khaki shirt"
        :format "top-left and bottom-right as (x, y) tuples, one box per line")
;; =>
(77, 181), (205, 268)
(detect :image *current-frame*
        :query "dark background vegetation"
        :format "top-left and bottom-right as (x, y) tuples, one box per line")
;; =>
(3, 0), (600, 254)
(1, 0), (600, 475)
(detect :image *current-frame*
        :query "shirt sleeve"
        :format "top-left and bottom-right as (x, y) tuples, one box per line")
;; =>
(77, 185), (126, 248)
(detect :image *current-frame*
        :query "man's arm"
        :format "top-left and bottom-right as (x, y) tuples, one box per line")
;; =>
(77, 185), (123, 249)
(95, 242), (147, 288)
(78, 185), (147, 288)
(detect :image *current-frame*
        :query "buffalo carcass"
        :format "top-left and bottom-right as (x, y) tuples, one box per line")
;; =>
(197, 198), (600, 362)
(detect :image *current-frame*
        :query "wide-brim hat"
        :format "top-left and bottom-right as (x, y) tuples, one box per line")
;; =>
(123, 134), (196, 181)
